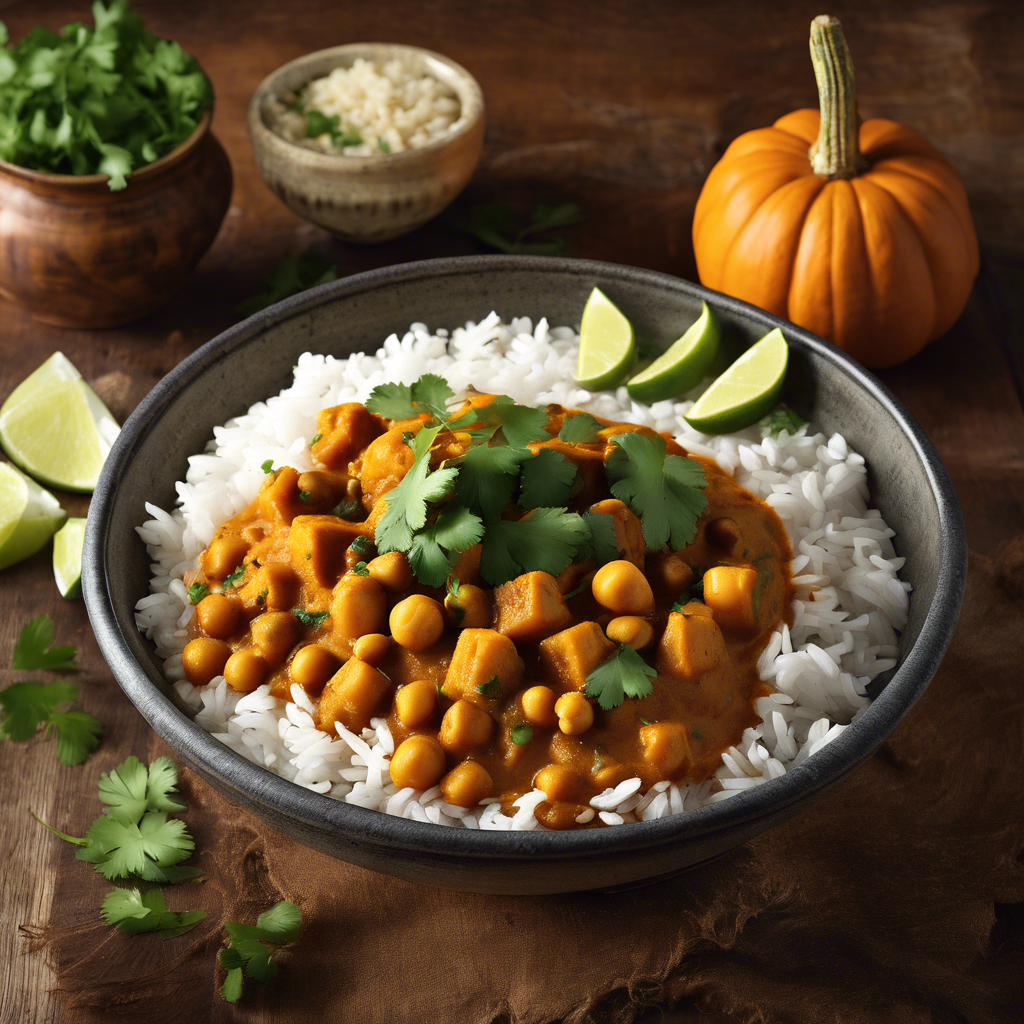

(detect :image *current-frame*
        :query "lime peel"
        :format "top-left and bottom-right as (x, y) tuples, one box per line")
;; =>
(575, 287), (636, 390)
(54, 517), (87, 599)
(0, 463), (67, 572)
(627, 301), (721, 402)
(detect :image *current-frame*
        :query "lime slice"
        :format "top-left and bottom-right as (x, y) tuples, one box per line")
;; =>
(576, 287), (635, 390)
(684, 328), (789, 434)
(0, 462), (67, 572)
(53, 517), (87, 599)
(0, 353), (120, 492)
(626, 301), (721, 402)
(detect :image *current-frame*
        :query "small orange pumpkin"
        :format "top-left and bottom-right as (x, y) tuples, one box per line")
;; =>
(692, 15), (979, 368)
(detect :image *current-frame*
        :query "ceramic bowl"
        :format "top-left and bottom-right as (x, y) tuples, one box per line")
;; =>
(247, 44), (485, 243)
(83, 256), (966, 895)
(0, 111), (232, 329)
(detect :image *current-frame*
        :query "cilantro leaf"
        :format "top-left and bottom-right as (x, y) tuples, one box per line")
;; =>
(375, 426), (458, 552)
(221, 966), (244, 1002)
(98, 756), (185, 823)
(365, 382), (416, 420)
(50, 710), (103, 766)
(222, 564), (246, 590)
(584, 645), (657, 710)
(101, 887), (205, 938)
(577, 512), (620, 566)
(410, 374), (455, 422)
(12, 616), (78, 671)
(238, 248), (337, 316)
(483, 397), (550, 448)
(219, 900), (301, 1002)
(454, 443), (527, 520)
(606, 433), (708, 550)
(479, 508), (588, 587)
(254, 900), (303, 943)
(292, 608), (329, 629)
(0, 680), (79, 741)
(519, 449), (577, 510)
(406, 505), (484, 588)
(557, 412), (603, 443)
(350, 561), (370, 576)
(763, 407), (808, 436)
(511, 723), (533, 745)
(187, 582), (209, 604)
(76, 811), (195, 881)
(350, 534), (372, 555)
(476, 676), (502, 699)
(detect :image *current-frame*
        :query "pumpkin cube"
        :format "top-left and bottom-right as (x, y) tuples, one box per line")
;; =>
(539, 621), (616, 691)
(442, 629), (524, 706)
(317, 658), (392, 734)
(258, 467), (307, 526)
(656, 610), (726, 680)
(702, 565), (759, 632)
(311, 403), (386, 470)
(288, 515), (368, 588)
(493, 571), (573, 643)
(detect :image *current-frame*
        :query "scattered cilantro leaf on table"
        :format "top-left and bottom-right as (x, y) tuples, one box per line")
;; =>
(98, 755), (186, 822)
(12, 615), (78, 671)
(237, 248), (338, 316)
(557, 412), (603, 443)
(0, 0), (213, 190)
(763, 407), (807, 437)
(519, 448), (577, 509)
(479, 508), (588, 586)
(606, 433), (708, 550)
(585, 645), (657, 710)
(0, 680), (101, 764)
(75, 811), (195, 881)
(219, 900), (302, 1003)
(101, 887), (205, 938)
(453, 200), (585, 256)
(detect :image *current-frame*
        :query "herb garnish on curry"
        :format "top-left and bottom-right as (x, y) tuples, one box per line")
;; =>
(181, 375), (792, 830)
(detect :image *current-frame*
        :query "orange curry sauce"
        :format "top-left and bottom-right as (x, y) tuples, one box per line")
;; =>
(181, 398), (792, 830)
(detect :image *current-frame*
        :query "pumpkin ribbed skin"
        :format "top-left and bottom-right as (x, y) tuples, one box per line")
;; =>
(693, 109), (979, 369)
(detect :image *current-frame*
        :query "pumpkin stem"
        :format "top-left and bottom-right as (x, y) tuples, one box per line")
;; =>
(808, 15), (865, 179)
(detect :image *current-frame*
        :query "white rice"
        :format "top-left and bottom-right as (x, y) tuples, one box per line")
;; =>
(134, 314), (911, 829)
(270, 57), (461, 156)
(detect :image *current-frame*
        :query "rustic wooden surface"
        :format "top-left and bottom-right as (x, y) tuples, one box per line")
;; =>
(0, 1), (1022, 1021)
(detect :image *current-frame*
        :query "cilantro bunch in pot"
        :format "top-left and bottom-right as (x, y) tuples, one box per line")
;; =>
(0, 1), (231, 328)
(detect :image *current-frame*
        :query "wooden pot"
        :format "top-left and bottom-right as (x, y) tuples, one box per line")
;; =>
(0, 112), (233, 329)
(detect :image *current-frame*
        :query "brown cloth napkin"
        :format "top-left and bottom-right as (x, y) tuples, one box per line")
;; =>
(26, 542), (1024, 1024)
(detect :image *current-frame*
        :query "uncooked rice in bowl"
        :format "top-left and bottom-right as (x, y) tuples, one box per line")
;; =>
(135, 314), (911, 830)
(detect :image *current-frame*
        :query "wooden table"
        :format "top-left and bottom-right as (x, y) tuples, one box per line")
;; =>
(1, 2), (1022, 1021)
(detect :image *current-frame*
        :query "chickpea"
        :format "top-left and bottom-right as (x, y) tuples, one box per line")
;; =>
(605, 615), (654, 651)
(706, 516), (742, 553)
(367, 551), (414, 591)
(195, 593), (242, 640)
(296, 470), (334, 507)
(223, 649), (267, 693)
(389, 734), (447, 791)
(182, 637), (231, 686)
(592, 560), (655, 616)
(439, 699), (495, 756)
(395, 679), (438, 729)
(331, 574), (387, 643)
(352, 632), (389, 666)
(202, 534), (249, 582)
(250, 611), (300, 667)
(648, 552), (693, 595)
(440, 760), (493, 808)
(443, 583), (491, 629)
(520, 685), (559, 729)
(554, 691), (594, 736)
(535, 763), (583, 803)
(390, 594), (445, 652)
(289, 644), (339, 691)
(639, 721), (692, 775)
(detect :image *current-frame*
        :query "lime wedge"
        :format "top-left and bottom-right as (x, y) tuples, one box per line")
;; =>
(0, 462), (67, 571)
(626, 301), (721, 402)
(684, 328), (789, 434)
(0, 353), (120, 493)
(53, 517), (87, 599)
(576, 287), (635, 390)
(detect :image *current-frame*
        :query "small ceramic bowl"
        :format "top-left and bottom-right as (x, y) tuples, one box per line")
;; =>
(0, 111), (232, 329)
(247, 43), (485, 243)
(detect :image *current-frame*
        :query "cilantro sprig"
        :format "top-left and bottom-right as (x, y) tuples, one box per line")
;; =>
(12, 615), (77, 671)
(0, 1), (213, 190)
(101, 887), (205, 938)
(220, 901), (302, 1003)
(585, 645), (658, 710)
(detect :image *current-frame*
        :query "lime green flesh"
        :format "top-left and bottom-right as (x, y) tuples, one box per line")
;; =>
(627, 301), (721, 402)
(0, 352), (120, 493)
(54, 517), (87, 599)
(0, 462), (67, 571)
(575, 287), (636, 390)
(684, 328), (789, 435)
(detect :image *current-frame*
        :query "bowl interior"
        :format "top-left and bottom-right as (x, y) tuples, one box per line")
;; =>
(85, 256), (965, 893)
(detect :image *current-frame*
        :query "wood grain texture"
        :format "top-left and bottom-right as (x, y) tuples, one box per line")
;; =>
(0, 1), (1022, 1022)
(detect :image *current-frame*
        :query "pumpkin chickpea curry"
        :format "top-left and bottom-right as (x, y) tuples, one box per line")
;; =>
(181, 374), (792, 830)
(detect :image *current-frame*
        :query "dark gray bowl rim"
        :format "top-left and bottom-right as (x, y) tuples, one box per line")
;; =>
(83, 254), (966, 863)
